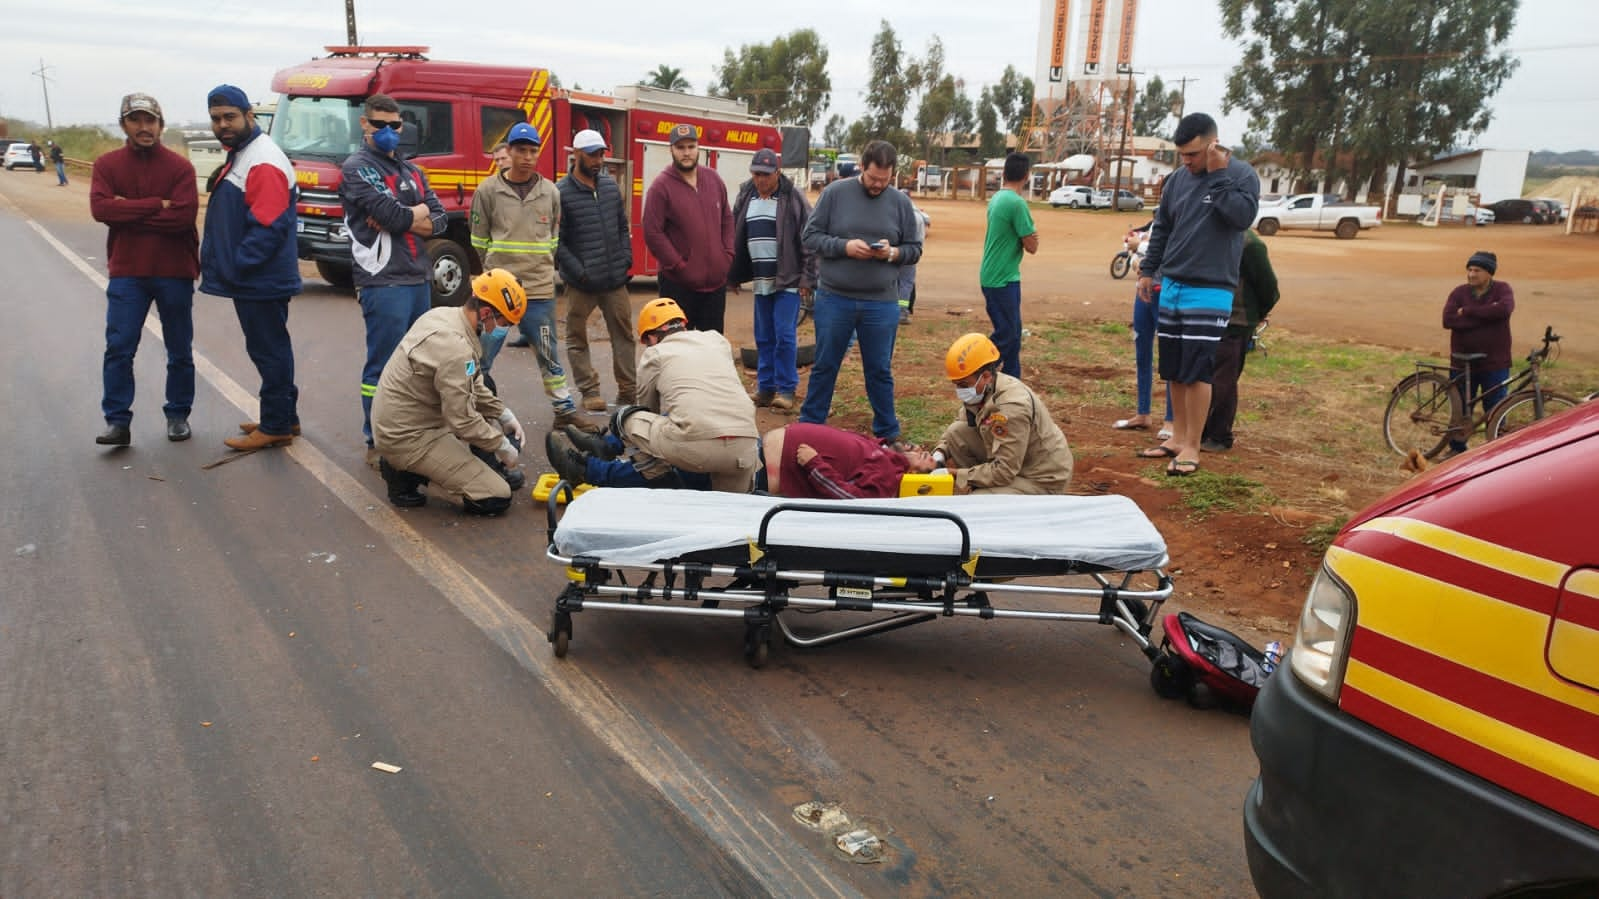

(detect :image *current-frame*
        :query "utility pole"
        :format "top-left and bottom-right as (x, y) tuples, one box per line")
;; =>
(1113, 74), (1139, 203)
(1174, 76), (1199, 119)
(32, 59), (54, 133)
(345, 0), (358, 46)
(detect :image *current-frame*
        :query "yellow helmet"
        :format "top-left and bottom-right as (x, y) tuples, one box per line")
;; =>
(946, 333), (1001, 380)
(637, 297), (687, 338)
(472, 268), (526, 325)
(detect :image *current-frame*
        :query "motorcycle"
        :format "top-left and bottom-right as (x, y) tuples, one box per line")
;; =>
(1110, 230), (1149, 280)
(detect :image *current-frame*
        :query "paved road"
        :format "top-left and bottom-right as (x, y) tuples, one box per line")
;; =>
(0, 172), (1260, 897)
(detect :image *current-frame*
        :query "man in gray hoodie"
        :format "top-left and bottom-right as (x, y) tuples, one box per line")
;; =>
(1136, 113), (1259, 476)
(798, 140), (924, 444)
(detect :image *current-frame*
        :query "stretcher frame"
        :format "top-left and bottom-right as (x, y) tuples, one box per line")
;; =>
(542, 483), (1174, 668)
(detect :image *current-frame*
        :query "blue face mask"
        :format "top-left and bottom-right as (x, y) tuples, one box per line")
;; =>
(371, 125), (401, 154)
(488, 325), (510, 341)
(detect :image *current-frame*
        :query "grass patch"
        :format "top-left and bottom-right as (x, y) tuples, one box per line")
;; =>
(1301, 519), (1346, 556)
(1152, 467), (1277, 519)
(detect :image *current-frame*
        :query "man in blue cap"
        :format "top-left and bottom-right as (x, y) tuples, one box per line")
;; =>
(200, 84), (303, 451)
(338, 93), (448, 461)
(468, 122), (597, 432)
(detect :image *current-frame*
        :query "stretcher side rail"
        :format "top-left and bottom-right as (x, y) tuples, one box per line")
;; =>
(544, 544), (1172, 667)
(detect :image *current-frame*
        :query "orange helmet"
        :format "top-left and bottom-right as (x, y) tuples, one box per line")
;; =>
(636, 297), (687, 338)
(945, 333), (1001, 380)
(472, 268), (526, 325)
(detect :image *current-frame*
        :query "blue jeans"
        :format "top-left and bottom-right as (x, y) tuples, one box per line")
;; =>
(102, 276), (195, 426)
(983, 281), (1022, 377)
(799, 290), (900, 440)
(233, 298), (298, 434)
(55, 161), (67, 185)
(1450, 367), (1510, 451)
(585, 437), (711, 489)
(359, 283), (430, 444)
(753, 290), (801, 394)
(1132, 295), (1173, 422)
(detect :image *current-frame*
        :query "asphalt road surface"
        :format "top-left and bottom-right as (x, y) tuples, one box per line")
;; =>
(0, 173), (1260, 897)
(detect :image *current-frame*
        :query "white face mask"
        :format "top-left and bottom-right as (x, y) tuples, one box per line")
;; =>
(955, 385), (983, 405)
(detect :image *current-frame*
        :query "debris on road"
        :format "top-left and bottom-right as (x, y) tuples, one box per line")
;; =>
(370, 761), (402, 774)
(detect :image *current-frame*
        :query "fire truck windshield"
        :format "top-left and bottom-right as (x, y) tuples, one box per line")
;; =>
(274, 96), (364, 160)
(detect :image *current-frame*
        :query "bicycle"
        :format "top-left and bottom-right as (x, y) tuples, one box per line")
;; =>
(1383, 324), (1581, 459)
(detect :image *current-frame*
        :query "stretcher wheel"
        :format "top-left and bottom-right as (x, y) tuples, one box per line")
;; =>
(1149, 650), (1192, 699)
(553, 629), (570, 658)
(549, 610), (573, 658)
(744, 623), (774, 669)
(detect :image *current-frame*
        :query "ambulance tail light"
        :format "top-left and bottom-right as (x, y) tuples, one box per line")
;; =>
(1290, 565), (1356, 703)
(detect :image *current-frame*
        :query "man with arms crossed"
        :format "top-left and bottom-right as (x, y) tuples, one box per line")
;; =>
(340, 94), (448, 456)
(91, 92), (199, 447)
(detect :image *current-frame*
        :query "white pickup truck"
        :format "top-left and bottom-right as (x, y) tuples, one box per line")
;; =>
(1253, 193), (1382, 239)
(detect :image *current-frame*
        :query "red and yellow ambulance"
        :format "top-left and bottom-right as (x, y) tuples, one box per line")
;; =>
(1246, 401), (1599, 896)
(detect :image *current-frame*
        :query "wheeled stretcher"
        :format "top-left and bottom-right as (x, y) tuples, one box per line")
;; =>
(543, 486), (1174, 668)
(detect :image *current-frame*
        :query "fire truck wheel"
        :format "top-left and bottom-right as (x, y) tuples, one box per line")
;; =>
(427, 238), (473, 308)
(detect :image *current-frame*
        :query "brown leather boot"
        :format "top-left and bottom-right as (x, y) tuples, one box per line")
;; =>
(581, 395), (608, 412)
(554, 409), (604, 434)
(240, 421), (302, 436)
(223, 428), (294, 450)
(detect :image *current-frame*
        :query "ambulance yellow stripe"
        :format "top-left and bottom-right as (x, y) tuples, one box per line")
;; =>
(1352, 516), (1569, 588)
(1345, 659), (1599, 793)
(1549, 620), (1599, 678)
(1327, 546), (1599, 713)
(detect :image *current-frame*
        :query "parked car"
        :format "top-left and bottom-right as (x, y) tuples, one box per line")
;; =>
(1091, 188), (1145, 211)
(1529, 197), (1565, 222)
(1245, 400), (1599, 898)
(1048, 185), (1095, 208)
(1487, 198), (1551, 224)
(4, 142), (42, 171)
(1419, 199), (1494, 226)
(1253, 192), (1383, 239)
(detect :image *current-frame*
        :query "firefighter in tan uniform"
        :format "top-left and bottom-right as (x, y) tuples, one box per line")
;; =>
(545, 298), (758, 492)
(469, 122), (598, 432)
(372, 269), (531, 515)
(934, 333), (1073, 495)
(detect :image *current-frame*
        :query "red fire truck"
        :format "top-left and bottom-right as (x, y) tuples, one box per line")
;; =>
(269, 46), (782, 305)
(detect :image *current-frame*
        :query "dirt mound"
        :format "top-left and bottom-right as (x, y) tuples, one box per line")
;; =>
(1527, 175), (1599, 201)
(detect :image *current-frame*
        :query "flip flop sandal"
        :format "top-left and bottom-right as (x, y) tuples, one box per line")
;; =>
(1166, 459), (1201, 477)
(1136, 445), (1178, 459)
(1112, 419), (1150, 431)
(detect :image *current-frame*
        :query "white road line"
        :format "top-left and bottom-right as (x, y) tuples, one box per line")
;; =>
(23, 204), (854, 898)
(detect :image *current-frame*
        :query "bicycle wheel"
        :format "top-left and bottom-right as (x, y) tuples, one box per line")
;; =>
(1383, 371), (1459, 459)
(1485, 390), (1580, 441)
(1110, 252), (1131, 279)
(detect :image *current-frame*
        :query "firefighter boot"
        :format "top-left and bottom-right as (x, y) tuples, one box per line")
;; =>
(470, 443), (526, 492)
(379, 458), (428, 508)
(461, 495), (512, 516)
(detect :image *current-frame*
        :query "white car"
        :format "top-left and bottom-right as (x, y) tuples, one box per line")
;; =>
(1420, 199), (1494, 226)
(4, 143), (40, 171)
(1048, 185), (1095, 208)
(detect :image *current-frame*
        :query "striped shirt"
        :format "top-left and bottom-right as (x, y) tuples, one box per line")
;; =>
(745, 196), (779, 296)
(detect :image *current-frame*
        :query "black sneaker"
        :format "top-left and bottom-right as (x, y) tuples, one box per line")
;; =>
(96, 424), (131, 446)
(166, 418), (192, 442)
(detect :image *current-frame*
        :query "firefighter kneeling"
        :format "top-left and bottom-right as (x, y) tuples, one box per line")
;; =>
(372, 269), (530, 515)
(545, 298), (759, 492)
(935, 333), (1073, 495)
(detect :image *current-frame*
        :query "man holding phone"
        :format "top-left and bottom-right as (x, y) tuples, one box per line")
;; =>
(799, 140), (924, 446)
(1135, 112), (1260, 477)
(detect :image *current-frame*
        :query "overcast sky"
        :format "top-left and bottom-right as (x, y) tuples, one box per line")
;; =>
(1, 0), (1593, 153)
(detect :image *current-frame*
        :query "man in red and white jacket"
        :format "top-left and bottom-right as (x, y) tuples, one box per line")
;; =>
(199, 83), (303, 451)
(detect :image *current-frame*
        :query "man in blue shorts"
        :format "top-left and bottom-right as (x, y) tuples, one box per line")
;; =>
(1135, 113), (1260, 475)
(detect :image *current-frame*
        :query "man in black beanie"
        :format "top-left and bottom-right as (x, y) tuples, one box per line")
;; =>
(1442, 249), (1513, 456)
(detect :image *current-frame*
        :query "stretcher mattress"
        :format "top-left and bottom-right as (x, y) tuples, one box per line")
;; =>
(553, 489), (1167, 572)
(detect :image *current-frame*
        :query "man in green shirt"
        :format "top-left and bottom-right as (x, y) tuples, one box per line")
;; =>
(980, 152), (1040, 376)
